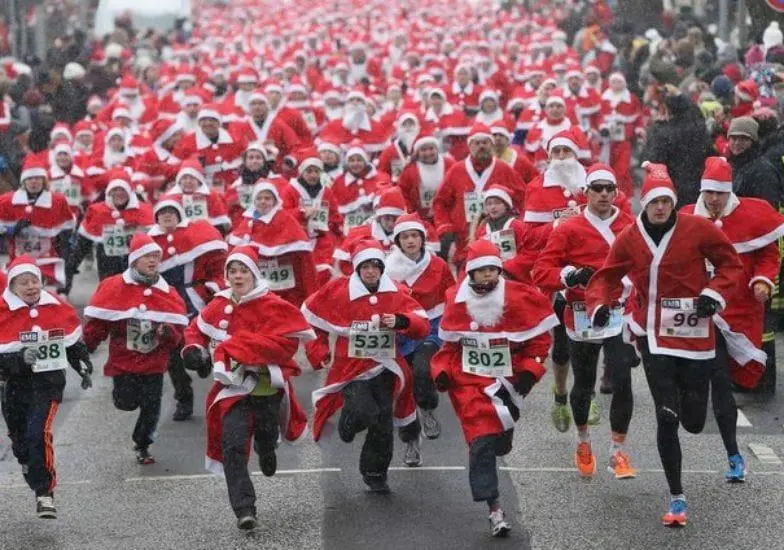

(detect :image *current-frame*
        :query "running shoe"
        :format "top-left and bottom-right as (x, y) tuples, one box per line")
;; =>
(135, 447), (155, 465)
(403, 439), (422, 467)
(364, 474), (391, 494)
(608, 450), (637, 479)
(236, 514), (257, 530)
(489, 508), (511, 537)
(172, 400), (193, 422)
(338, 410), (356, 443)
(587, 398), (600, 426)
(259, 450), (277, 477)
(36, 495), (56, 519)
(662, 498), (688, 527)
(725, 454), (746, 483)
(599, 374), (613, 394)
(575, 441), (596, 478)
(551, 390), (571, 433)
(421, 409), (441, 440)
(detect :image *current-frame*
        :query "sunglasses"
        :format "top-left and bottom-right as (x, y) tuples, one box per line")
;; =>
(587, 184), (617, 193)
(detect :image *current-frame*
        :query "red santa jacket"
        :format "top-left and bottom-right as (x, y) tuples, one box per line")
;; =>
(385, 248), (455, 319)
(183, 284), (315, 474)
(83, 270), (189, 375)
(302, 273), (430, 441)
(475, 216), (528, 279)
(0, 189), (75, 286)
(585, 213), (744, 360)
(227, 207), (318, 307)
(171, 128), (246, 190)
(598, 89), (643, 140)
(331, 167), (391, 236)
(158, 184), (231, 230)
(446, 81), (483, 112)
(318, 118), (389, 155)
(77, 199), (154, 254)
(225, 174), (289, 228)
(398, 155), (455, 221)
(532, 206), (634, 339)
(682, 196), (784, 386)
(498, 146), (539, 184)
(230, 118), (300, 169)
(49, 163), (92, 215)
(431, 277), (556, 443)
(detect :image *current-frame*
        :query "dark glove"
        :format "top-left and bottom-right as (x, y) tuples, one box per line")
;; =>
(593, 305), (611, 328)
(80, 373), (92, 390)
(438, 232), (456, 261)
(564, 267), (595, 288)
(13, 219), (31, 235)
(695, 294), (720, 318)
(183, 347), (212, 378)
(435, 371), (450, 392)
(512, 371), (537, 397)
(392, 314), (410, 330)
(156, 323), (172, 340)
(67, 341), (94, 374)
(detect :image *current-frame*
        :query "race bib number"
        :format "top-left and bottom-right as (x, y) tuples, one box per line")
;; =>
(552, 206), (579, 220)
(182, 195), (208, 220)
(461, 336), (513, 378)
(102, 225), (132, 257)
(343, 210), (371, 234)
(303, 111), (317, 131)
(659, 297), (710, 339)
(611, 121), (625, 142)
(572, 301), (623, 341)
(127, 319), (159, 353)
(420, 188), (436, 209)
(348, 321), (396, 360)
(464, 192), (482, 223)
(258, 258), (296, 291)
(238, 187), (253, 210)
(20, 329), (67, 373)
(490, 229), (516, 260)
(302, 199), (329, 234)
(51, 178), (82, 206)
(15, 231), (51, 257)
(390, 160), (404, 181)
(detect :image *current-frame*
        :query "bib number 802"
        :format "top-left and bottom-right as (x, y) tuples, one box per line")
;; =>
(465, 349), (506, 368)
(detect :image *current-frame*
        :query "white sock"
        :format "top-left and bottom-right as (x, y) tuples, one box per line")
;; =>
(670, 493), (686, 503)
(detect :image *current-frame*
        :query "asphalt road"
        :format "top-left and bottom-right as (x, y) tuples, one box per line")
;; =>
(1, 267), (783, 550)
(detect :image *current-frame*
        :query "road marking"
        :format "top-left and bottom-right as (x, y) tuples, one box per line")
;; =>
(0, 479), (91, 491)
(736, 409), (753, 428)
(388, 466), (466, 471)
(124, 468), (342, 482)
(748, 443), (783, 465)
(500, 467), (721, 475)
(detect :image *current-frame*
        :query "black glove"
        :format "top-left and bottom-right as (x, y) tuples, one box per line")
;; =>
(392, 314), (410, 330)
(593, 305), (611, 328)
(67, 341), (94, 374)
(512, 371), (537, 397)
(435, 371), (450, 392)
(183, 347), (207, 371)
(695, 294), (720, 318)
(80, 373), (93, 390)
(565, 267), (595, 288)
(438, 232), (456, 261)
(13, 219), (31, 235)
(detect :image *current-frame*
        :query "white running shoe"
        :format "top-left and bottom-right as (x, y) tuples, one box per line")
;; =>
(489, 508), (510, 537)
(36, 495), (56, 519)
(421, 409), (441, 440)
(403, 439), (422, 467)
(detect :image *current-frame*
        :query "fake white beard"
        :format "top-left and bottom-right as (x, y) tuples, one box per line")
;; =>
(104, 149), (127, 168)
(343, 106), (369, 131)
(475, 108), (502, 125)
(465, 285), (505, 328)
(385, 247), (419, 282)
(398, 129), (418, 150)
(543, 158), (587, 195)
(325, 106), (344, 120)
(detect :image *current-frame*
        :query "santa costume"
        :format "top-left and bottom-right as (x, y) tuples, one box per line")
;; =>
(397, 131), (455, 221)
(157, 158), (232, 233)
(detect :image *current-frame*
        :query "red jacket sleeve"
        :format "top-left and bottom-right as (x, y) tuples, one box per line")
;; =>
(531, 224), (571, 294)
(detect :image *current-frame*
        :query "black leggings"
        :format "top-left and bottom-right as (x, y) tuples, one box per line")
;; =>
(711, 332), (739, 457)
(639, 338), (711, 495)
(569, 334), (636, 433)
(406, 342), (439, 411)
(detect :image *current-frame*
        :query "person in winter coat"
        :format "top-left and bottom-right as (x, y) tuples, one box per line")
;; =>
(182, 246), (315, 530)
(83, 233), (189, 465)
(643, 92), (712, 207)
(726, 116), (783, 210)
(0, 256), (92, 520)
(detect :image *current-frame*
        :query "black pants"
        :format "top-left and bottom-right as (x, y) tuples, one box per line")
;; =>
(406, 341), (439, 411)
(167, 346), (193, 406)
(468, 429), (514, 503)
(569, 334), (636, 433)
(1, 380), (59, 496)
(112, 373), (164, 450)
(551, 295), (570, 365)
(340, 370), (417, 480)
(711, 332), (739, 457)
(222, 393), (282, 517)
(639, 338), (711, 495)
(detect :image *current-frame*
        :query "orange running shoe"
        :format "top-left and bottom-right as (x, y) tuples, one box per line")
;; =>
(608, 450), (638, 479)
(662, 498), (688, 527)
(574, 441), (596, 478)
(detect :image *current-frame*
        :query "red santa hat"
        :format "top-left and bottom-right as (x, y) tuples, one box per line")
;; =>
(245, 141), (270, 160)
(176, 158), (206, 186)
(545, 93), (567, 107)
(118, 74), (139, 95)
(428, 87), (447, 100)
(317, 141), (342, 156)
(467, 123), (493, 144)
(73, 120), (94, 138)
(351, 239), (387, 270)
(490, 118), (514, 141)
(547, 129), (579, 155)
(7, 255), (42, 283)
(197, 103), (222, 122)
(128, 232), (163, 265)
(396, 110), (420, 129)
(106, 173), (139, 209)
(478, 89), (500, 105)
(640, 161), (677, 208)
(52, 142), (72, 157)
(700, 156), (733, 193)
(345, 140), (370, 163)
(225, 245), (263, 281)
(297, 147), (324, 175)
(87, 95), (104, 110)
(251, 179), (281, 205)
(585, 163), (617, 187)
(734, 79), (759, 104)
(249, 89), (268, 104)
(346, 88), (367, 103)
(150, 119), (181, 144)
(375, 188), (407, 217)
(392, 212), (427, 240)
(112, 106), (132, 121)
(413, 130), (439, 152)
(50, 123), (73, 143)
(236, 68), (259, 85)
(483, 184), (514, 208)
(264, 80), (284, 95)
(465, 239), (503, 273)
(20, 153), (48, 182)
(153, 199), (186, 222)
(608, 72), (627, 87)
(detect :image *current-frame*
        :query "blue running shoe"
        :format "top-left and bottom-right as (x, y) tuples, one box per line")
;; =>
(662, 498), (687, 527)
(726, 454), (746, 483)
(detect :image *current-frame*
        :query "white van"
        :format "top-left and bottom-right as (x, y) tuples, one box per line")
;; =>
(93, 0), (192, 37)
